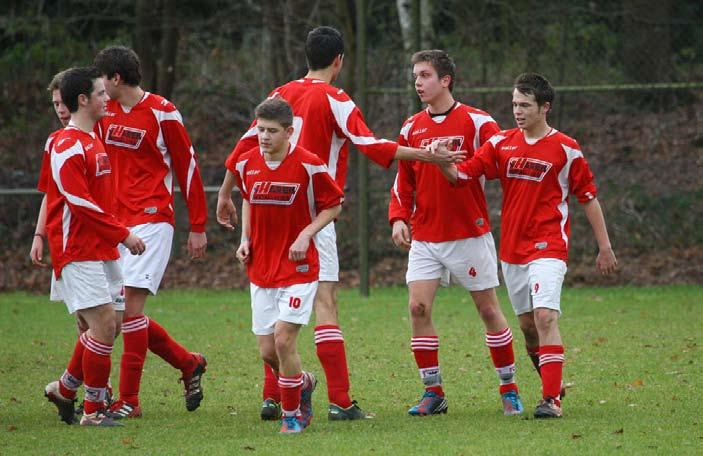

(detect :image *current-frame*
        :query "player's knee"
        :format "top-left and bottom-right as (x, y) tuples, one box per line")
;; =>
(476, 302), (501, 324)
(409, 300), (430, 319)
(273, 335), (294, 357)
(533, 308), (558, 331)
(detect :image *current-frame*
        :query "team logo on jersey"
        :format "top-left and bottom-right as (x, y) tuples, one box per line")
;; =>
(420, 135), (464, 151)
(95, 153), (112, 176)
(250, 181), (300, 205)
(506, 157), (552, 182)
(105, 124), (147, 149)
(412, 127), (428, 136)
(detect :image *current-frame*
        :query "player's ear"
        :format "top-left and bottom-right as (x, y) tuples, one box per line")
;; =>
(285, 125), (295, 138)
(540, 101), (551, 115)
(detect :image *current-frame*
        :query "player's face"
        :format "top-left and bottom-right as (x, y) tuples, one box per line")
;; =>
(256, 118), (292, 156)
(86, 78), (109, 120)
(512, 89), (548, 132)
(51, 89), (71, 127)
(413, 61), (449, 104)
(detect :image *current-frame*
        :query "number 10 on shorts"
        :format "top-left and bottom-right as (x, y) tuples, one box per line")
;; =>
(289, 296), (301, 309)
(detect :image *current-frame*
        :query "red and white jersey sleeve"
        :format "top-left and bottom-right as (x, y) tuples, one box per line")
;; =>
(46, 126), (129, 278)
(233, 145), (344, 288)
(457, 128), (598, 264)
(97, 93), (207, 231)
(37, 129), (63, 193)
(388, 103), (498, 242)
(225, 78), (398, 192)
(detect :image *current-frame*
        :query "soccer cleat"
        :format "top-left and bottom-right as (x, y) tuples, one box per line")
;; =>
(501, 390), (524, 416)
(408, 391), (448, 416)
(44, 381), (77, 425)
(299, 372), (317, 428)
(328, 400), (374, 421)
(181, 353), (207, 412)
(279, 415), (304, 434)
(534, 397), (563, 419)
(106, 400), (142, 419)
(80, 410), (124, 427)
(260, 398), (281, 421)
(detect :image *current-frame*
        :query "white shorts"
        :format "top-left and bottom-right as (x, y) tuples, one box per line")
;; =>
(501, 258), (567, 316)
(314, 222), (339, 282)
(250, 281), (317, 335)
(406, 233), (499, 292)
(50, 260), (123, 314)
(118, 222), (173, 295)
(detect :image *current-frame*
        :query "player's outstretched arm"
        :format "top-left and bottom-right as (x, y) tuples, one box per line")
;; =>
(395, 145), (466, 164)
(30, 195), (49, 268)
(582, 198), (618, 275)
(217, 170), (239, 231)
(289, 204), (342, 262)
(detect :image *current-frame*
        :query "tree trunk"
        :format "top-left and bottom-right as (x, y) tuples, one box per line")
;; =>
(135, 0), (158, 91)
(157, 0), (179, 100)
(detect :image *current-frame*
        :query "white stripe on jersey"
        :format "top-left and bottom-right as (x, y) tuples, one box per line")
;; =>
(391, 173), (402, 208)
(327, 134), (344, 180)
(301, 162), (328, 220)
(62, 204), (71, 252)
(399, 119), (414, 142)
(557, 143), (585, 248)
(468, 112), (495, 152)
(51, 141), (104, 214)
(154, 123), (173, 196)
(241, 125), (257, 140)
(186, 145), (196, 199)
(235, 159), (249, 195)
(326, 95), (391, 146)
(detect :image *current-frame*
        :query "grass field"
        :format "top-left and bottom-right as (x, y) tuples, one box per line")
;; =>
(0, 285), (701, 455)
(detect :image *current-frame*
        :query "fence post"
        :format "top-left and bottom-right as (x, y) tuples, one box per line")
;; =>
(356, 0), (370, 297)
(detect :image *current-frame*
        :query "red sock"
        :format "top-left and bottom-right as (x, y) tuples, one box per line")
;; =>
(119, 315), (149, 406)
(411, 336), (443, 396)
(59, 336), (86, 399)
(315, 325), (352, 408)
(485, 327), (518, 394)
(539, 345), (564, 405)
(278, 373), (303, 416)
(82, 336), (113, 414)
(263, 363), (280, 402)
(148, 317), (195, 372)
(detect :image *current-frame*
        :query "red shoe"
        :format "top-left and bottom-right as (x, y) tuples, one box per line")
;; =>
(107, 400), (142, 419)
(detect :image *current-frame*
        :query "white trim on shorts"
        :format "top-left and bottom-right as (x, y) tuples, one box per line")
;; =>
(118, 222), (174, 295)
(406, 232), (500, 292)
(50, 260), (123, 314)
(501, 258), (568, 316)
(250, 281), (318, 335)
(314, 222), (339, 282)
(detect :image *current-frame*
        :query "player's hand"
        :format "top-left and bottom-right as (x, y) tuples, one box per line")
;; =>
(596, 246), (618, 275)
(122, 233), (146, 255)
(427, 139), (467, 164)
(30, 235), (48, 268)
(289, 233), (311, 262)
(236, 240), (250, 264)
(216, 196), (238, 231)
(187, 231), (207, 260)
(391, 220), (411, 250)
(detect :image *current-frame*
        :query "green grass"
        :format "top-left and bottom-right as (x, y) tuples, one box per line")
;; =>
(1, 285), (701, 455)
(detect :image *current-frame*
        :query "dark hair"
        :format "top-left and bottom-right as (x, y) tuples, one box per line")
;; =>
(94, 45), (142, 86)
(305, 26), (344, 70)
(59, 66), (102, 113)
(514, 73), (555, 107)
(412, 50), (456, 91)
(47, 69), (72, 92)
(255, 97), (294, 128)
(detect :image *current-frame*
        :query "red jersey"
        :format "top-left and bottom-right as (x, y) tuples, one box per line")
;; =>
(96, 92), (207, 231)
(456, 128), (597, 264)
(388, 103), (500, 242)
(38, 129), (62, 193)
(46, 125), (129, 278)
(225, 78), (398, 191)
(233, 145), (344, 288)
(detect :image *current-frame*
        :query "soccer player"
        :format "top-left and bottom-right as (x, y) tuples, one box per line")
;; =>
(217, 26), (464, 421)
(93, 45), (208, 419)
(436, 73), (618, 418)
(389, 50), (523, 416)
(43, 66), (146, 427)
(233, 97), (344, 433)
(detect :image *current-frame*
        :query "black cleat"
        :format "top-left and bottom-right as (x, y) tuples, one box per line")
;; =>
(182, 353), (207, 412)
(44, 381), (77, 425)
(328, 400), (374, 421)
